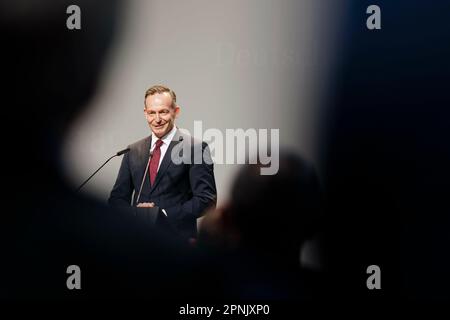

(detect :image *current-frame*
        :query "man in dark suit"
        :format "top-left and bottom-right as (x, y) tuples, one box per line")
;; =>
(109, 85), (217, 240)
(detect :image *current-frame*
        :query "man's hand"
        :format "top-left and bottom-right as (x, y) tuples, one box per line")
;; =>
(137, 202), (155, 208)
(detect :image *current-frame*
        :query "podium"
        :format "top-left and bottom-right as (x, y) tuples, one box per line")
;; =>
(116, 206), (161, 226)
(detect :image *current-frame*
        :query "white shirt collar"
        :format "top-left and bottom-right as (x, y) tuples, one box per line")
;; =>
(151, 125), (177, 148)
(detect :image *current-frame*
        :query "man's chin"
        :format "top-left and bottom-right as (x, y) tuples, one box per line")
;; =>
(152, 127), (167, 138)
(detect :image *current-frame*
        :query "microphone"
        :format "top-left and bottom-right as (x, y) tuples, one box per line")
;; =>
(76, 148), (130, 192)
(116, 147), (130, 156)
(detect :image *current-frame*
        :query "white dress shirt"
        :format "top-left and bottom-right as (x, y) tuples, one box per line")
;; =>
(150, 125), (177, 171)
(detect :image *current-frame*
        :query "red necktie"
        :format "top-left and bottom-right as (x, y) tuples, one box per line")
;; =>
(149, 139), (163, 186)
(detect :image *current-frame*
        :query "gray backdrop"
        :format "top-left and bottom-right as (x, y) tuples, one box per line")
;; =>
(62, 0), (346, 207)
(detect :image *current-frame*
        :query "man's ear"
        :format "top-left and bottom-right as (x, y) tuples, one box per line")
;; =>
(174, 105), (181, 117)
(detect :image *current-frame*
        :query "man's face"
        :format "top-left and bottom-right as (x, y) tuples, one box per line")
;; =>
(144, 92), (180, 138)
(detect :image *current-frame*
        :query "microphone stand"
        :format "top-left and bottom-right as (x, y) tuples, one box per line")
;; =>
(76, 148), (130, 192)
(135, 150), (153, 205)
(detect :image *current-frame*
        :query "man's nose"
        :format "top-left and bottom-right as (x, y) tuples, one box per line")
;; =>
(155, 113), (161, 122)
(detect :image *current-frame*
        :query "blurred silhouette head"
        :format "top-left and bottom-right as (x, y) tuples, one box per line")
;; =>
(202, 151), (322, 265)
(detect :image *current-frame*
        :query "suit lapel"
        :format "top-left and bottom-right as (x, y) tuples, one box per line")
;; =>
(150, 130), (183, 193)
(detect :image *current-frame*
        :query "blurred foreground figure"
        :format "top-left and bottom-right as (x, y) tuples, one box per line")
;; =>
(199, 152), (324, 299)
(318, 0), (450, 300)
(0, 0), (195, 299)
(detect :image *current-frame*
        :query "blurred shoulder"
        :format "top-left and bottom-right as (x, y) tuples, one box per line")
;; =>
(128, 136), (150, 151)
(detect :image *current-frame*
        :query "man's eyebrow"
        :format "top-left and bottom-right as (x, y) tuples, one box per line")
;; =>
(147, 108), (170, 112)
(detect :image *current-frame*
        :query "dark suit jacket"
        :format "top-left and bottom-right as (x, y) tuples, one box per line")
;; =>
(108, 129), (217, 239)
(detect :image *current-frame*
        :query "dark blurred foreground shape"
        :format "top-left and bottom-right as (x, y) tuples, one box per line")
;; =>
(2, 0), (449, 302)
(199, 152), (325, 299)
(0, 0), (198, 299)
(318, 0), (450, 300)
(198, 0), (450, 302)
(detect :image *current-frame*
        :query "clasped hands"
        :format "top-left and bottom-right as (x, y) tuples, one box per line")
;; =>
(136, 202), (155, 208)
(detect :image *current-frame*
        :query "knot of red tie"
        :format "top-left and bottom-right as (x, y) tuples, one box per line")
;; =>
(155, 139), (163, 148)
